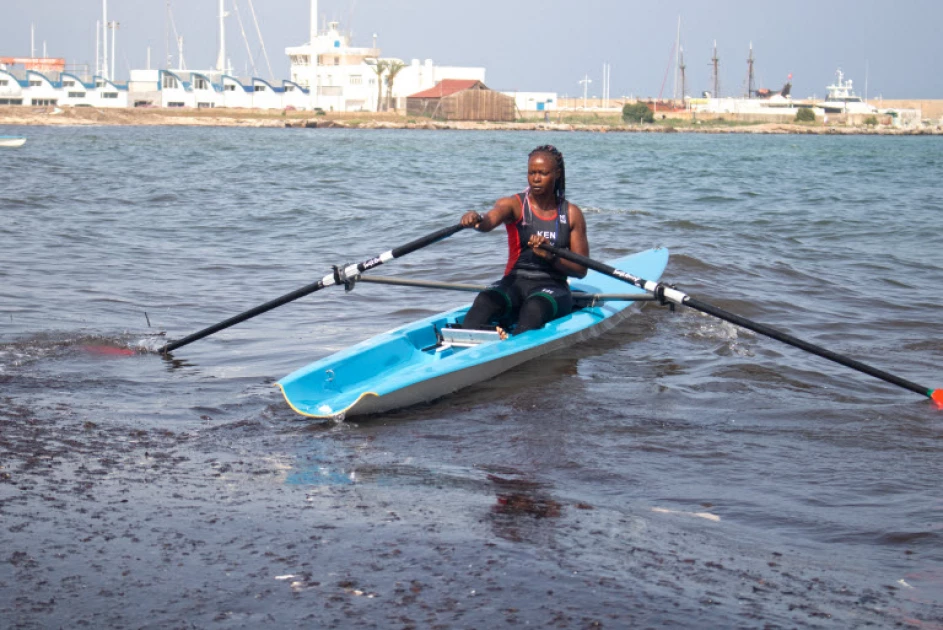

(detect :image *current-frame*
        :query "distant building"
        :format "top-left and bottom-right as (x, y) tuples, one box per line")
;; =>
(285, 19), (485, 112)
(127, 69), (308, 110)
(406, 79), (515, 121)
(506, 92), (557, 112)
(0, 64), (127, 107)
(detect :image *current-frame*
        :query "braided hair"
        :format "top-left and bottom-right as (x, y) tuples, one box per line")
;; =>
(528, 145), (566, 202)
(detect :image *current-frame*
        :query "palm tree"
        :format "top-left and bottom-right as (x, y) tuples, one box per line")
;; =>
(369, 59), (389, 112)
(385, 61), (406, 113)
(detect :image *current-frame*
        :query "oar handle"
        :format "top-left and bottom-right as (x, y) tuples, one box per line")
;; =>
(159, 223), (467, 355)
(539, 242), (939, 401)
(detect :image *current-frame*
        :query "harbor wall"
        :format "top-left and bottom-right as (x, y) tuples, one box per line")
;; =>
(874, 100), (943, 120)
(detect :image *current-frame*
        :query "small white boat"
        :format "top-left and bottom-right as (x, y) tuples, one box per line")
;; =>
(0, 135), (27, 148)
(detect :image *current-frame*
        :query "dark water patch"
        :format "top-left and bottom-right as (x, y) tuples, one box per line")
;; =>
(693, 195), (739, 204)
(659, 219), (720, 231)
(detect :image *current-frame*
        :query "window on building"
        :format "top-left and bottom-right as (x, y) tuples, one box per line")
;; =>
(195, 77), (208, 90)
(167, 101), (185, 107)
(30, 98), (57, 106)
(197, 102), (214, 108)
(254, 85), (266, 92)
(0, 98), (24, 105)
(224, 84), (236, 91)
(64, 80), (75, 87)
(68, 92), (86, 98)
(350, 75), (362, 85)
(0, 80), (8, 86)
(163, 75), (178, 89)
(102, 92), (118, 99)
(29, 80), (42, 87)
(334, 57), (340, 66)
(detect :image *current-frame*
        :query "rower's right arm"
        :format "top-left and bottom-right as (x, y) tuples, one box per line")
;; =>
(461, 196), (520, 233)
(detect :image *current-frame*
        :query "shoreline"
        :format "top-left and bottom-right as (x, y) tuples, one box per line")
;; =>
(2, 106), (941, 135)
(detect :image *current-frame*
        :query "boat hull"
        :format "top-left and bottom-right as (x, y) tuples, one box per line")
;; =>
(277, 248), (669, 419)
(0, 136), (27, 148)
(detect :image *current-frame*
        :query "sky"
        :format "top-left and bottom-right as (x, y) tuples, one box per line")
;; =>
(3, 0), (942, 99)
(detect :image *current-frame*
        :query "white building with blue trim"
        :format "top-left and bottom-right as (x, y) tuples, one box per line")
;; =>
(0, 66), (128, 107)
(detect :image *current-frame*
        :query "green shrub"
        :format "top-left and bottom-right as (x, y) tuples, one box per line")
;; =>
(863, 115), (879, 127)
(622, 102), (654, 124)
(795, 108), (816, 123)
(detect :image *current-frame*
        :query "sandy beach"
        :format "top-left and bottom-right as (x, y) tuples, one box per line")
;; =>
(2, 105), (941, 135)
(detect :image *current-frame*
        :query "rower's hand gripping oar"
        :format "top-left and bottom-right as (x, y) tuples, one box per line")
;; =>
(539, 243), (942, 405)
(158, 223), (467, 355)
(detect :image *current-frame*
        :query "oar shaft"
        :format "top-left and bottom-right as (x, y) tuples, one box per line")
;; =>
(160, 223), (466, 354)
(359, 276), (657, 301)
(159, 277), (331, 354)
(540, 243), (936, 400)
(358, 276), (487, 292)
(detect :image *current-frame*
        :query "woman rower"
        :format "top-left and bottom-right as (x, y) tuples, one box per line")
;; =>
(460, 145), (589, 335)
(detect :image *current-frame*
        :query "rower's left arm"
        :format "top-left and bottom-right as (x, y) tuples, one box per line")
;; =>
(559, 203), (589, 278)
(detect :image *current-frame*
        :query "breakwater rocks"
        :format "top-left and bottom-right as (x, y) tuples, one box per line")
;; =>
(2, 106), (940, 135)
(295, 120), (943, 135)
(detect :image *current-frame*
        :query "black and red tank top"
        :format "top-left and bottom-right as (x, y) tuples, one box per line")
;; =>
(504, 190), (570, 280)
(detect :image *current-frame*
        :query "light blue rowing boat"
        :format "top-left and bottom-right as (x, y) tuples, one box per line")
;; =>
(277, 248), (669, 419)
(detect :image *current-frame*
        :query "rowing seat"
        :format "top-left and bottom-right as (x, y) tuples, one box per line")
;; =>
(438, 328), (502, 348)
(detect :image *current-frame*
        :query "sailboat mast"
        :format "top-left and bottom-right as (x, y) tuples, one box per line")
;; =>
(711, 40), (720, 98)
(746, 43), (755, 97)
(216, 0), (227, 73)
(102, 0), (109, 79)
(672, 16), (681, 101)
(310, 0), (319, 108)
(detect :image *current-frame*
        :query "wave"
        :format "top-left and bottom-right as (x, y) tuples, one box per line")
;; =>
(0, 331), (168, 371)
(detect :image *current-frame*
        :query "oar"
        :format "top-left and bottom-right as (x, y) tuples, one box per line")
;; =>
(540, 243), (942, 404)
(159, 223), (467, 354)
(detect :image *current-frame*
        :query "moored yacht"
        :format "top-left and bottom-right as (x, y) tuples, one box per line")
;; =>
(818, 69), (877, 114)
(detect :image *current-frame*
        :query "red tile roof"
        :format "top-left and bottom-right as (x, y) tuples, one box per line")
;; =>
(407, 79), (484, 99)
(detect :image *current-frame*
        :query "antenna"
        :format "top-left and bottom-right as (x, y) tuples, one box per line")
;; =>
(746, 42), (755, 97)
(679, 46), (686, 103)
